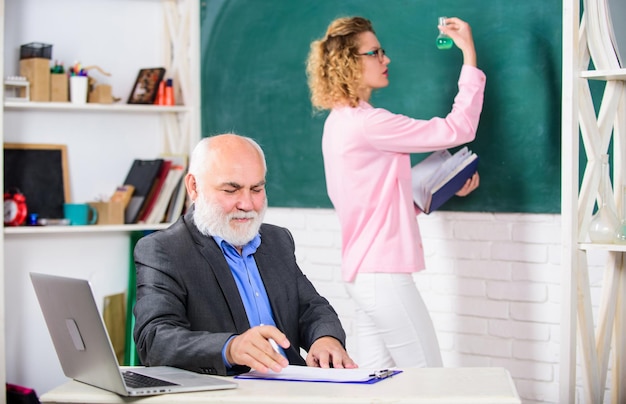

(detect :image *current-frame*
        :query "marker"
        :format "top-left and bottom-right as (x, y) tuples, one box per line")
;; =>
(37, 218), (71, 226)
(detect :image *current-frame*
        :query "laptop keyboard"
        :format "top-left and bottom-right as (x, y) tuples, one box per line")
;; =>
(123, 371), (179, 388)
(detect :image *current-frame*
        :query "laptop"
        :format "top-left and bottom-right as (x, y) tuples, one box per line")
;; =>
(30, 272), (238, 396)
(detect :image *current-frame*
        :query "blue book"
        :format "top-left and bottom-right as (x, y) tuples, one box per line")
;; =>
(412, 148), (479, 214)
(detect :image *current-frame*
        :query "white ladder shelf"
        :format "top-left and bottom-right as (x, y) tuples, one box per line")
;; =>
(561, 0), (626, 402)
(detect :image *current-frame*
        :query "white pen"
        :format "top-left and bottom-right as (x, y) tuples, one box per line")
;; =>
(260, 323), (283, 354)
(268, 338), (280, 354)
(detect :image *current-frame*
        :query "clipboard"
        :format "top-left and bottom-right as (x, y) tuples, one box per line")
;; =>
(235, 365), (402, 384)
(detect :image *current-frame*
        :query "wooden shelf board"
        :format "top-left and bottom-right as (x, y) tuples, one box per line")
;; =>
(3, 223), (171, 235)
(580, 69), (626, 81)
(578, 242), (626, 252)
(3, 101), (190, 113)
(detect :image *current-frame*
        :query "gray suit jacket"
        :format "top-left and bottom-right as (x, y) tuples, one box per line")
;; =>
(133, 208), (346, 376)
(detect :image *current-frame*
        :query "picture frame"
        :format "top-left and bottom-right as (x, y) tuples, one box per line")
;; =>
(3, 143), (71, 219)
(127, 67), (166, 104)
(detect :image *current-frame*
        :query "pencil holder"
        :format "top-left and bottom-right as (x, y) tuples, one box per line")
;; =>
(69, 76), (88, 104)
(50, 74), (69, 102)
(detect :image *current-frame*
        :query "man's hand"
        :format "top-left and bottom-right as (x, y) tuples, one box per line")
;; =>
(455, 172), (480, 197)
(226, 325), (289, 373)
(305, 336), (358, 369)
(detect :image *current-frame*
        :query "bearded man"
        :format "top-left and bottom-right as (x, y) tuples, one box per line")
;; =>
(133, 134), (356, 376)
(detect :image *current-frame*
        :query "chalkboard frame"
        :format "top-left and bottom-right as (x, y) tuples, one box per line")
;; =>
(3, 143), (71, 219)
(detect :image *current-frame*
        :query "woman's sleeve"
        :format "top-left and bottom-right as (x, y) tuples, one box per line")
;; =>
(363, 65), (486, 153)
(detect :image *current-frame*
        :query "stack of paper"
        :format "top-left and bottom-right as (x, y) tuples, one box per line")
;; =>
(235, 365), (401, 384)
(411, 147), (479, 214)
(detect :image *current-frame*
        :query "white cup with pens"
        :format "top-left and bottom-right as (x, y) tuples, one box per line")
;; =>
(69, 62), (88, 104)
(69, 76), (88, 104)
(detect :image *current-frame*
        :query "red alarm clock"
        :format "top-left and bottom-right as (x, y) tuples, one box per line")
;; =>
(4, 189), (28, 226)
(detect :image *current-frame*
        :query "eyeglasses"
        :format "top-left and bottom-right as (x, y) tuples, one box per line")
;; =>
(358, 48), (386, 62)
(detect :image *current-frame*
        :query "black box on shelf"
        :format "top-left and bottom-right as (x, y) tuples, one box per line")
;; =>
(20, 42), (52, 60)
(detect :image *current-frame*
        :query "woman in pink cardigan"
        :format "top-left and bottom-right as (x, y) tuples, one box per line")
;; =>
(306, 16), (485, 368)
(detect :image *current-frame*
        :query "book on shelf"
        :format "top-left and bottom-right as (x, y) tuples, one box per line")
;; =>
(143, 155), (188, 224)
(136, 160), (172, 223)
(165, 175), (188, 223)
(121, 158), (164, 224)
(411, 147), (479, 214)
(163, 154), (189, 223)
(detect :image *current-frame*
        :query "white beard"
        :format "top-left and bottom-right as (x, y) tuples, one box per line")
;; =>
(193, 193), (266, 247)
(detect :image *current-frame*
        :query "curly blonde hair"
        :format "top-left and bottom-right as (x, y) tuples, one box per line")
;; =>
(306, 17), (374, 111)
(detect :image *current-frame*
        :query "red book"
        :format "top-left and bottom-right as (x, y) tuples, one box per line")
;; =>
(122, 159), (164, 224)
(136, 160), (172, 223)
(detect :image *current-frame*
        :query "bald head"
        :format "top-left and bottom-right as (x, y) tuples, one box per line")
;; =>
(189, 134), (267, 182)
(184, 134), (268, 246)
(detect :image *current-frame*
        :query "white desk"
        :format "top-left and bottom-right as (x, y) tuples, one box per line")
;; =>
(40, 367), (521, 404)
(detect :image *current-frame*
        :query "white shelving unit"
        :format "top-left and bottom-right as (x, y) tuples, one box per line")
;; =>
(3, 223), (171, 235)
(561, 0), (625, 402)
(0, 0), (5, 399)
(3, 102), (190, 113)
(1, 0), (200, 397)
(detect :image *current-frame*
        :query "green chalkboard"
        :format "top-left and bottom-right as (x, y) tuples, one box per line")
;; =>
(200, 0), (562, 212)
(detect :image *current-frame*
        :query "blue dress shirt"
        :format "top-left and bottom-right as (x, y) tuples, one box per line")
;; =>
(214, 234), (285, 365)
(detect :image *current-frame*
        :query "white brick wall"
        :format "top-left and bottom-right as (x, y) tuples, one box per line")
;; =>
(264, 207), (614, 404)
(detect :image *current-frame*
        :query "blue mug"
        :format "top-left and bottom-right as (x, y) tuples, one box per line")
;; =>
(63, 203), (98, 225)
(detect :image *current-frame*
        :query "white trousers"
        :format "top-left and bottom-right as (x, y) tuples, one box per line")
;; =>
(345, 273), (443, 368)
